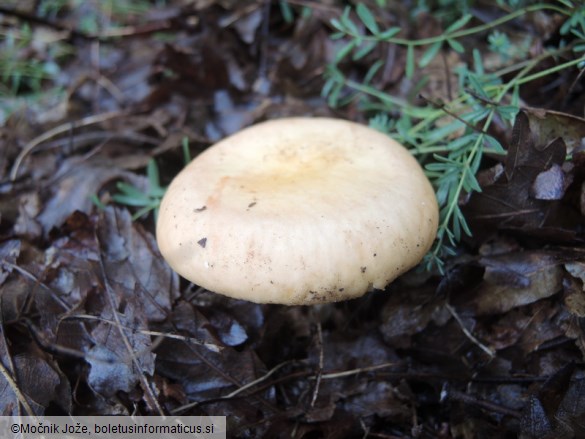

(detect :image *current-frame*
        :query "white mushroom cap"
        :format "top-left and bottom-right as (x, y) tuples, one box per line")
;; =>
(156, 117), (438, 305)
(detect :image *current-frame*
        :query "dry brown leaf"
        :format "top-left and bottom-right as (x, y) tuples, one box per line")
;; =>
(524, 106), (585, 153)
(471, 252), (563, 315)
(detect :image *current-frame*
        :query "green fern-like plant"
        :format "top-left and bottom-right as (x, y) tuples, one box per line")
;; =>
(323, 0), (585, 271)
(101, 137), (192, 221)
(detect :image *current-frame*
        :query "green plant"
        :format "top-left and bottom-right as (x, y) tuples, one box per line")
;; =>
(111, 159), (166, 221)
(0, 23), (62, 95)
(0, 20), (70, 122)
(102, 137), (192, 221)
(0, 0), (155, 121)
(323, 1), (585, 272)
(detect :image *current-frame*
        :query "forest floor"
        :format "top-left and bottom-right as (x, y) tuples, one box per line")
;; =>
(1, 1), (585, 438)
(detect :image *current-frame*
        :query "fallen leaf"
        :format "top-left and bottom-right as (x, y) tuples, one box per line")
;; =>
(520, 364), (585, 439)
(37, 158), (129, 234)
(470, 251), (563, 315)
(524, 106), (585, 153)
(464, 110), (583, 242)
(96, 207), (179, 322)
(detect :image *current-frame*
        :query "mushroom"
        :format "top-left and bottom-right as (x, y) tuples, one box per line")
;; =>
(156, 117), (438, 305)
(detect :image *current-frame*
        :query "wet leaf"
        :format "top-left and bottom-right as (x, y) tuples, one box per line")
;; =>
(464, 111), (580, 240)
(36, 159), (128, 234)
(520, 364), (585, 438)
(524, 106), (585, 153)
(470, 251), (563, 315)
(96, 207), (179, 322)
(9, 348), (71, 415)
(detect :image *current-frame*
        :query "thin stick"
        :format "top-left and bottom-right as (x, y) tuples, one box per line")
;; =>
(310, 323), (324, 408)
(10, 111), (121, 181)
(446, 304), (495, 358)
(95, 227), (164, 416)
(63, 314), (223, 353)
(313, 361), (396, 380)
(0, 357), (36, 416)
(171, 360), (293, 414)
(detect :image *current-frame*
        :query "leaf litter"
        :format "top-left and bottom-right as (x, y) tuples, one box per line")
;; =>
(0, 1), (585, 437)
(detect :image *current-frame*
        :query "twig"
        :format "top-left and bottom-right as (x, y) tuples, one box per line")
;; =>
(95, 222), (164, 416)
(0, 353), (36, 416)
(171, 360), (294, 414)
(312, 362), (397, 380)
(1, 261), (70, 312)
(418, 94), (489, 135)
(446, 304), (495, 358)
(63, 314), (224, 353)
(0, 291), (36, 417)
(179, 361), (402, 415)
(443, 385), (521, 418)
(310, 323), (324, 408)
(10, 110), (122, 181)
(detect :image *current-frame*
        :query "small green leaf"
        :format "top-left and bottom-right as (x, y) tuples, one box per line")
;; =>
(112, 193), (149, 207)
(447, 38), (464, 53)
(340, 7), (359, 35)
(378, 26), (401, 40)
(326, 81), (344, 107)
(485, 135), (505, 154)
(364, 59), (384, 84)
(279, 0), (294, 23)
(116, 182), (147, 200)
(495, 105), (519, 120)
(91, 194), (107, 210)
(419, 41), (442, 68)
(131, 204), (158, 221)
(334, 40), (357, 63)
(322, 76), (336, 99)
(463, 169), (482, 193)
(469, 148), (483, 174)
(406, 44), (415, 79)
(462, 107), (490, 123)
(356, 3), (379, 34)
(147, 159), (160, 188)
(150, 186), (167, 198)
(467, 73), (489, 100)
(330, 18), (345, 33)
(447, 133), (477, 151)
(451, 208), (466, 240)
(426, 120), (464, 142)
(445, 14), (472, 33)
(425, 162), (451, 172)
(472, 48), (484, 75)
(182, 136), (191, 164)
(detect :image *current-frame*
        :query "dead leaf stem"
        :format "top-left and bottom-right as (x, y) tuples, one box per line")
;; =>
(309, 323), (324, 409)
(446, 304), (495, 358)
(10, 111), (122, 181)
(95, 227), (164, 416)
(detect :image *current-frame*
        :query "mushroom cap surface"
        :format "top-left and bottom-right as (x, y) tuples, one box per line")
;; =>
(156, 117), (438, 305)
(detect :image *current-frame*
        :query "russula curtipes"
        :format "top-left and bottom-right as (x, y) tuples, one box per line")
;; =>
(156, 117), (439, 305)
